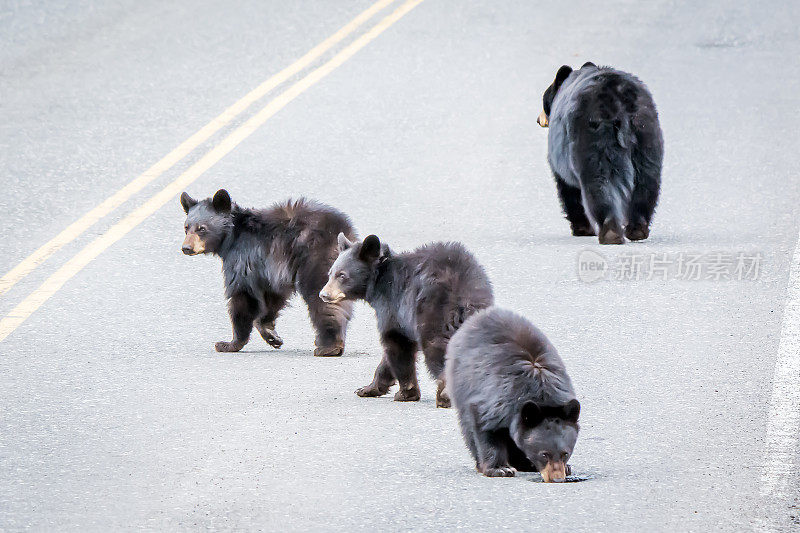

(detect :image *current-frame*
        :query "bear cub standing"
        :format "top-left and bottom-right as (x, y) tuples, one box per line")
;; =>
(538, 62), (664, 244)
(446, 307), (580, 481)
(181, 189), (356, 356)
(319, 234), (493, 407)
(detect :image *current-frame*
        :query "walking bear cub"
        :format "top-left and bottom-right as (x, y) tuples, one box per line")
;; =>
(538, 62), (663, 244)
(319, 234), (493, 407)
(446, 307), (580, 481)
(180, 189), (355, 356)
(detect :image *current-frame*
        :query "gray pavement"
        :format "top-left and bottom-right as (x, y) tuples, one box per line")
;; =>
(1, 0), (799, 531)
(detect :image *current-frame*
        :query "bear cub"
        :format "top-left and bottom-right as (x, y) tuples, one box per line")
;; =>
(181, 189), (356, 356)
(539, 62), (664, 244)
(446, 307), (580, 481)
(320, 234), (493, 407)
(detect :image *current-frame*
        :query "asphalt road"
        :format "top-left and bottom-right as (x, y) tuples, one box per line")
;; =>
(1, 0), (799, 531)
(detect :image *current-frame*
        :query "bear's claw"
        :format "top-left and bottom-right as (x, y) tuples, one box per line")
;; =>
(260, 330), (283, 349)
(483, 465), (517, 477)
(393, 387), (421, 402)
(314, 342), (344, 357)
(625, 224), (650, 241)
(599, 223), (625, 245)
(436, 380), (451, 408)
(355, 385), (389, 397)
(215, 341), (244, 352)
(571, 224), (596, 237)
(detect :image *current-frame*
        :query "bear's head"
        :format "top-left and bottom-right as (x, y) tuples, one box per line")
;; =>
(319, 233), (385, 304)
(512, 399), (580, 482)
(179, 189), (234, 256)
(537, 62), (596, 128)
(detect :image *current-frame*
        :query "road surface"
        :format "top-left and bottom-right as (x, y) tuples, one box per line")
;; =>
(1, 0), (799, 530)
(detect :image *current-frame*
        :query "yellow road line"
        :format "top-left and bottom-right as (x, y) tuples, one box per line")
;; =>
(0, 0), (425, 344)
(0, 0), (395, 297)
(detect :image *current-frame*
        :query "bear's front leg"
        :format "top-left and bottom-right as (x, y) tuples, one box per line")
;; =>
(435, 379), (451, 409)
(470, 407), (516, 477)
(554, 174), (595, 237)
(305, 290), (352, 357)
(216, 292), (258, 352)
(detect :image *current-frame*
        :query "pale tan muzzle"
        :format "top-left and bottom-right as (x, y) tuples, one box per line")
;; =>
(540, 461), (567, 483)
(182, 233), (205, 255)
(537, 110), (549, 128)
(319, 279), (345, 304)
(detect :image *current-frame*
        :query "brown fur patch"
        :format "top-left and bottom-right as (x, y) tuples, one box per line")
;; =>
(537, 110), (549, 128)
(183, 233), (206, 254)
(319, 279), (345, 303)
(541, 460), (567, 482)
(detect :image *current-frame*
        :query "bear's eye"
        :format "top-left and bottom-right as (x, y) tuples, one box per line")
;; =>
(561, 452), (569, 461)
(336, 272), (347, 281)
(540, 452), (550, 460)
(197, 225), (207, 234)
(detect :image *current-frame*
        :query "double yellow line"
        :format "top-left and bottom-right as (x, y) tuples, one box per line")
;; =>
(0, 0), (424, 343)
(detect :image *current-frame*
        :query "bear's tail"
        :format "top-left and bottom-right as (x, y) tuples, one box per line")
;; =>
(578, 79), (639, 225)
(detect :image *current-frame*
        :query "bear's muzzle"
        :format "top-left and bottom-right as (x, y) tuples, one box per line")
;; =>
(537, 110), (549, 128)
(319, 279), (346, 304)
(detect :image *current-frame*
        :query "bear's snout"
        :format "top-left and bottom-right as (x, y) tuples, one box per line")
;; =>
(319, 281), (345, 304)
(537, 110), (549, 128)
(540, 460), (567, 483)
(181, 234), (205, 255)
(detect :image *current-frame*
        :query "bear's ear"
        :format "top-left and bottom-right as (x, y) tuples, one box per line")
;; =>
(560, 399), (581, 424)
(212, 189), (232, 213)
(359, 235), (381, 262)
(337, 232), (353, 252)
(180, 192), (197, 213)
(553, 65), (573, 90)
(581, 61), (597, 69)
(520, 402), (545, 428)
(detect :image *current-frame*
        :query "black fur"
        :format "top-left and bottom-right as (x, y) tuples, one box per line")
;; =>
(320, 235), (494, 407)
(446, 308), (580, 480)
(180, 189), (356, 356)
(541, 63), (664, 244)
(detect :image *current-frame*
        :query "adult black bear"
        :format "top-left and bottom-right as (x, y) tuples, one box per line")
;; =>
(538, 62), (663, 244)
(446, 307), (580, 481)
(319, 234), (493, 407)
(180, 189), (355, 356)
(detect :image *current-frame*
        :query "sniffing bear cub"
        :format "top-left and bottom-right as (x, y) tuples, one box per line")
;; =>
(319, 234), (493, 407)
(538, 62), (663, 244)
(446, 307), (580, 481)
(180, 189), (356, 356)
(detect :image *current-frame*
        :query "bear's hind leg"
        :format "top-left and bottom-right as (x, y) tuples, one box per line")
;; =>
(555, 174), (595, 236)
(253, 290), (288, 349)
(420, 340), (450, 408)
(302, 286), (352, 357)
(625, 165), (661, 241)
(216, 292), (259, 352)
(582, 181), (625, 245)
(355, 355), (396, 397)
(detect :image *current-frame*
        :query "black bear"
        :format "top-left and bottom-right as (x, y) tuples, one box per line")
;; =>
(538, 62), (664, 244)
(180, 189), (356, 356)
(446, 307), (580, 481)
(319, 234), (493, 407)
